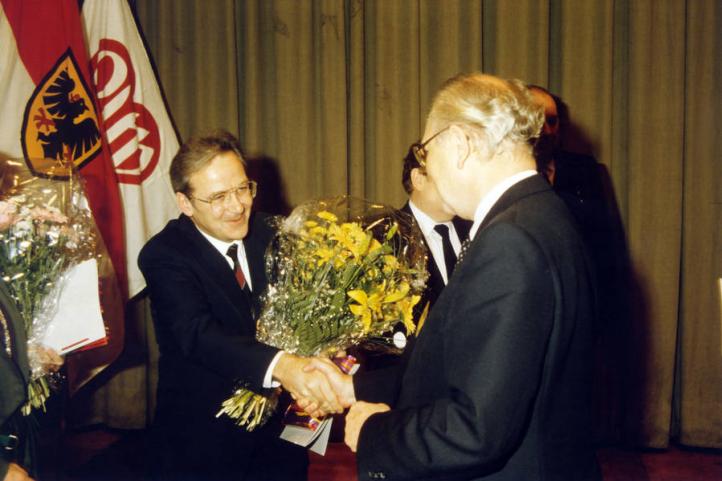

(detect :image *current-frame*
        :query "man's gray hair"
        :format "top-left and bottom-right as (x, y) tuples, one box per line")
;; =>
(428, 73), (544, 158)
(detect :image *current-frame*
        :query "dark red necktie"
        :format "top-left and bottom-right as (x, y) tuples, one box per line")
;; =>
(226, 243), (246, 289)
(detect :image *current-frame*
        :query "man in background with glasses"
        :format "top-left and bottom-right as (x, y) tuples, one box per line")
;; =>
(359, 144), (472, 375)
(139, 131), (341, 481)
(400, 143), (471, 324)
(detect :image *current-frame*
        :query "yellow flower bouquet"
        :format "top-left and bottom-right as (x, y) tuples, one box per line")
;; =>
(217, 196), (428, 430)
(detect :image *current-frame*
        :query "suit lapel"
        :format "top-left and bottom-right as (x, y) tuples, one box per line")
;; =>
(243, 216), (269, 297)
(479, 174), (552, 232)
(456, 175), (551, 271)
(177, 216), (254, 316)
(242, 215), (271, 318)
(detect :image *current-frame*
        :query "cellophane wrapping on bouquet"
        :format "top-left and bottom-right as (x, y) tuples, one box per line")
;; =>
(0, 159), (99, 414)
(217, 196), (428, 430)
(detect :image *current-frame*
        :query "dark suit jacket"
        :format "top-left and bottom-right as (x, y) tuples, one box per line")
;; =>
(0, 279), (31, 478)
(551, 151), (631, 443)
(552, 151), (629, 327)
(138, 213), (307, 481)
(355, 175), (601, 481)
(552, 151), (611, 255)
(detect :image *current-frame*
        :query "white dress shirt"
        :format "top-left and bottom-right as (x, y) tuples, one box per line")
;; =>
(196, 225), (281, 387)
(408, 200), (463, 284)
(197, 228), (254, 292)
(469, 170), (538, 240)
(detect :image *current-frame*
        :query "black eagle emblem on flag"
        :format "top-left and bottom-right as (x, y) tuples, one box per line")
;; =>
(21, 48), (102, 178)
(38, 69), (100, 162)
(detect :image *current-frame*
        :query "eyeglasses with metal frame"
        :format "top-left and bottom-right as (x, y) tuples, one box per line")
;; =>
(410, 126), (450, 168)
(189, 180), (257, 212)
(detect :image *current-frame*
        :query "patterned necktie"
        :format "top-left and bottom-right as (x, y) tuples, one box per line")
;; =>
(456, 238), (472, 266)
(433, 224), (458, 280)
(226, 243), (247, 290)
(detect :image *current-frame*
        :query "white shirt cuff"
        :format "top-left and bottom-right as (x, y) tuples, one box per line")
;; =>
(263, 350), (285, 388)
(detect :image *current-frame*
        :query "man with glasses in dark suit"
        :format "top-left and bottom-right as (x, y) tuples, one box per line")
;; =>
(400, 146), (471, 319)
(139, 131), (342, 481)
(358, 147), (472, 373)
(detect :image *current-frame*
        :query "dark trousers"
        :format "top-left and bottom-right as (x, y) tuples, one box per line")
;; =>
(149, 418), (308, 481)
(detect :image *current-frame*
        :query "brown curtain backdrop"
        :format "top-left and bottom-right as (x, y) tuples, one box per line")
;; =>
(70, 0), (722, 450)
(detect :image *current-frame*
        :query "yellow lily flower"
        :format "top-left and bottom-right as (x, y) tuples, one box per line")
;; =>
(308, 225), (327, 238)
(383, 255), (398, 269)
(327, 222), (368, 259)
(367, 238), (382, 256)
(399, 294), (420, 335)
(383, 282), (410, 303)
(317, 211), (338, 223)
(348, 288), (384, 332)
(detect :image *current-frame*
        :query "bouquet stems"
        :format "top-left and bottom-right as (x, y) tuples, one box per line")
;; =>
(22, 377), (50, 416)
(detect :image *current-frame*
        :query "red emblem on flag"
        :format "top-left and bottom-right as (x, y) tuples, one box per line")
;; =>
(21, 48), (102, 178)
(92, 38), (162, 185)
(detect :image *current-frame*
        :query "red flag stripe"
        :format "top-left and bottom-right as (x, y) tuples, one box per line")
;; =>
(1, 0), (89, 86)
(1, 0), (129, 300)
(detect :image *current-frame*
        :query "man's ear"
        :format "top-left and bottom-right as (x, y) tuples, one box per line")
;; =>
(176, 192), (194, 217)
(410, 167), (427, 191)
(448, 125), (472, 170)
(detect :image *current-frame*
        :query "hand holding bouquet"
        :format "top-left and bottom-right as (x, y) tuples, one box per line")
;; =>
(218, 196), (428, 430)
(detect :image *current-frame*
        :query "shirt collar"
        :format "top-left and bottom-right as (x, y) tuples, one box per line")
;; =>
(195, 225), (245, 262)
(408, 199), (455, 237)
(469, 170), (538, 240)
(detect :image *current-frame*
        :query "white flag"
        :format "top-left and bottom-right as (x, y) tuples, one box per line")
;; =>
(82, 0), (179, 297)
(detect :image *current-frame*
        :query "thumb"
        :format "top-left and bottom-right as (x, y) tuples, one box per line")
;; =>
(302, 360), (318, 373)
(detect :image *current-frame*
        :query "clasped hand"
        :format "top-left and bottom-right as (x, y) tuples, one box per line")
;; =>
(300, 359), (389, 452)
(273, 354), (351, 418)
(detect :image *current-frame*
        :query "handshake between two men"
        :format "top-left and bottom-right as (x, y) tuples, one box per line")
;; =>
(272, 354), (388, 452)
